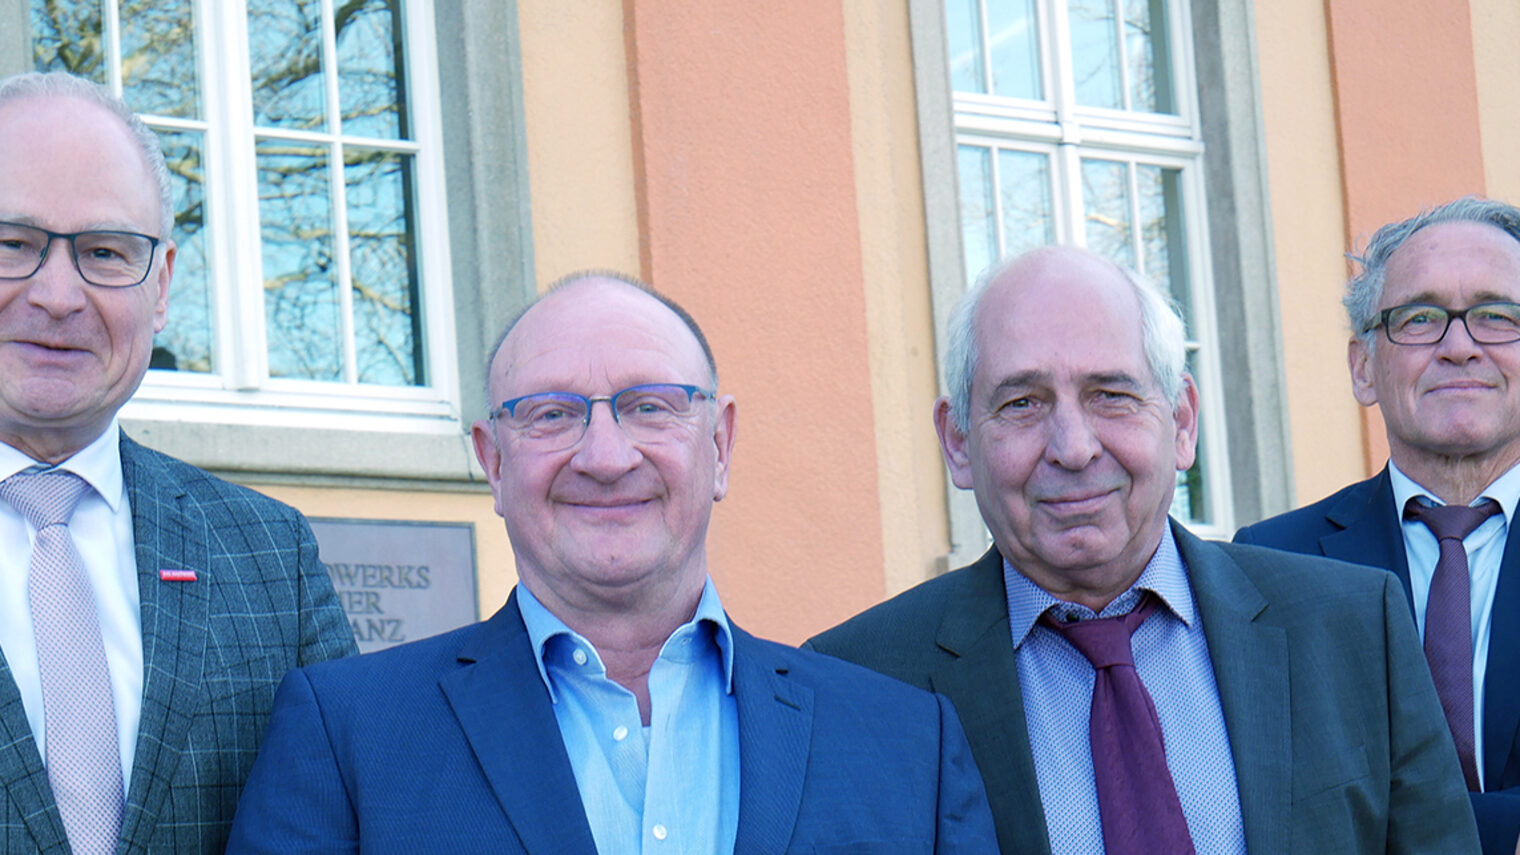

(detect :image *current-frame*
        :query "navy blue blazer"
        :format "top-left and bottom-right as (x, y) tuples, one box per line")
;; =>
(1236, 469), (1520, 855)
(226, 588), (998, 854)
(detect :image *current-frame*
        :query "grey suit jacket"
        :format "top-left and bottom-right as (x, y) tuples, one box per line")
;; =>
(807, 521), (1481, 854)
(0, 434), (357, 854)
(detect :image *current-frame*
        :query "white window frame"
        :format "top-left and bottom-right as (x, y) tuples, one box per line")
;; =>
(929, 0), (1237, 565)
(102, 0), (464, 435)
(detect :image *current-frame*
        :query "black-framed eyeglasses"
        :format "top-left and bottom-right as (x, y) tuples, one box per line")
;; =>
(0, 220), (162, 288)
(491, 383), (714, 451)
(1366, 301), (1520, 346)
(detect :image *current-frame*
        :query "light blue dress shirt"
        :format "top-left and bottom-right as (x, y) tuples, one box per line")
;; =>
(1388, 459), (1520, 791)
(1005, 523), (1246, 855)
(517, 578), (739, 854)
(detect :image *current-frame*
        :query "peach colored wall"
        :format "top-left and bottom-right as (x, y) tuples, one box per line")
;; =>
(517, 2), (641, 281)
(1471, 0), (1520, 201)
(1323, 0), (1486, 475)
(1254, 0), (1365, 507)
(623, 0), (885, 643)
(840, 2), (952, 596)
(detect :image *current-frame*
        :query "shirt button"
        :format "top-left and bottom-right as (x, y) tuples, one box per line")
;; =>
(613, 725), (628, 742)
(572, 648), (588, 666)
(652, 824), (668, 841)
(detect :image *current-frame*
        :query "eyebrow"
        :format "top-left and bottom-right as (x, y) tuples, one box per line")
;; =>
(1395, 291), (1519, 306)
(988, 370), (1146, 394)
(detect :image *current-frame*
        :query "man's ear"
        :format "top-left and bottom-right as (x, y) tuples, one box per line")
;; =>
(934, 396), (976, 490)
(711, 395), (737, 501)
(1173, 374), (1199, 471)
(152, 240), (175, 333)
(471, 419), (508, 517)
(1348, 336), (1379, 407)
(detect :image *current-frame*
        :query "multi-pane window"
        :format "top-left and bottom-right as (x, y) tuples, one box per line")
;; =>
(30, 0), (454, 415)
(943, 0), (1229, 530)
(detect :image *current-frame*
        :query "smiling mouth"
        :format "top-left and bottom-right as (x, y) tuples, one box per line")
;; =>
(1038, 490), (1117, 515)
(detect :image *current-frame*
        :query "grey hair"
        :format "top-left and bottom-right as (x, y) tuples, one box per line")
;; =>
(1346, 196), (1520, 348)
(944, 249), (1189, 434)
(0, 71), (174, 238)
(482, 270), (719, 413)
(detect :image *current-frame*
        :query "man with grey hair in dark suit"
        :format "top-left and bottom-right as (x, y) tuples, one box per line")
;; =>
(809, 245), (1480, 854)
(0, 70), (354, 854)
(1237, 197), (1520, 855)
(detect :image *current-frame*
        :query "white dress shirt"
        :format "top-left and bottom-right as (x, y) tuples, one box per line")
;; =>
(1388, 459), (1520, 791)
(0, 420), (143, 793)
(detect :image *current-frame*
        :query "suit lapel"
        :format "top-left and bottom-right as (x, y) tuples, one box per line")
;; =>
(731, 627), (812, 854)
(439, 593), (596, 855)
(1321, 469), (1415, 610)
(928, 549), (1051, 855)
(1483, 522), (1520, 787)
(118, 436), (212, 848)
(0, 656), (67, 850)
(1177, 526), (1290, 855)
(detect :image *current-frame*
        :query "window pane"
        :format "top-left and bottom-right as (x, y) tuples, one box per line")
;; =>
(996, 149), (1052, 257)
(1081, 158), (1133, 267)
(1136, 164), (1189, 316)
(30, 0), (105, 80)
(987, 0), (1041, 100)
(154, 129), (212, 373)
(1069, 0), (1121, 109)
(1125, 0), (1173, 113)
(336, 0), (408, 139)
(346, 149), (422, 386)
(945, 0), (986, 94)
(258, 141), (341, 380)
(247, 0), (326, 130)
(120, 0), (199, 118)
(957, 144), (995, 286)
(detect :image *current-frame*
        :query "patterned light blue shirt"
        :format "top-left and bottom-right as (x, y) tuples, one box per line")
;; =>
(1005, 522), (1246, 855)
(517, 578), (739, 854)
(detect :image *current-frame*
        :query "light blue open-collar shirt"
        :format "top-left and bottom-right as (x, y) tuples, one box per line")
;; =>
(1388, 458), (1520, 791)
(1005, 522), (1246, 855)
(517, 577), (739, 854)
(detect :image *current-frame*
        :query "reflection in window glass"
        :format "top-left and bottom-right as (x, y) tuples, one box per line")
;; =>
(258, 141), (341, 380)
(1137, 164), (1189, 315)
(120, 0), (198, 118)
(248, 0), (326, 130)
(155, 130), (212, 373)
(987, 0), (1041, 100)
(945, 0), (986, 94)
(30, 0), (105, 80)
(1125, 0), (1173, 113)
(346, 149), (422, 386)
(336, 0), (408, 140)
(958, 145), (996, 281)
(1081, 158), (1133, 267)
(1068, 0), (1121, 109)
(996, 150), (1053, 259)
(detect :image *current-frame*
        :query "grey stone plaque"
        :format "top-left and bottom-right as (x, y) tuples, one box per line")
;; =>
(309, 518), (479, 653)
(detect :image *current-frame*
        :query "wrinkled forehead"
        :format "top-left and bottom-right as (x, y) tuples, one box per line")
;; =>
(1384, 221), (1520, 300)
(493, 280), (712, 394)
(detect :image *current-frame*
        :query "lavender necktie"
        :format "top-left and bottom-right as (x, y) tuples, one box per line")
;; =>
(0, 470), (124, 855)
(1404, 497), (1499, 792)
(1041, 593), (1195, 855)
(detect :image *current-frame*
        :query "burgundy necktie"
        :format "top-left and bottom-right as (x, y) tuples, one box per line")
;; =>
(0, 470), (124, 855)
(1041, 593), (1195, 855)
(1404, 497), (1499, 792)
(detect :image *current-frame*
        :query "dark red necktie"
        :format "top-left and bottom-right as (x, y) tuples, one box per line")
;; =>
(1404, 498), (1499, 792)
(1041, 593), (1195, 854)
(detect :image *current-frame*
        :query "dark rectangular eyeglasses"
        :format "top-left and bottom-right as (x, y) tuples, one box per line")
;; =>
(0, 220), (162, 288)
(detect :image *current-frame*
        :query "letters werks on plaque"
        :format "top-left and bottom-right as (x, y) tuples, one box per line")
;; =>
(309, 518), (479, 654)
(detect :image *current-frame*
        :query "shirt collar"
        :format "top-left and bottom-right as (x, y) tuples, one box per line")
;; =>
(0, 419), (123, 512)
(515, 575), (735, 703)
(1388, 458), (1520, 525)
(1003, 520), (1197, 649)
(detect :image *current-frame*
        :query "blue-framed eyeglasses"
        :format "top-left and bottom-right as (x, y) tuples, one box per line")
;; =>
(491, 383), (714, 450)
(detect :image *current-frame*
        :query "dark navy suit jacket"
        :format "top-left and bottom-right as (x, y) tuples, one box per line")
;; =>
(1236, 468), (1520, 855)
(225, 588), (998, 854)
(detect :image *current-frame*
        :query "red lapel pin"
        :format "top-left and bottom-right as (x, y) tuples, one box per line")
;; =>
(159, 569), (198, 582)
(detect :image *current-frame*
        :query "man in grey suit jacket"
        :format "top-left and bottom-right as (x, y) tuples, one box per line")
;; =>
(0, 71), (355, 853)
(808, 246), (1480, 854)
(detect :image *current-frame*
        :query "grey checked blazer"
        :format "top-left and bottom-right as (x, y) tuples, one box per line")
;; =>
(0, 434), (357, 854)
